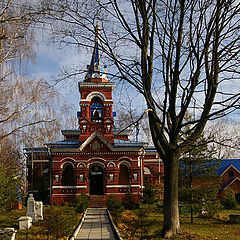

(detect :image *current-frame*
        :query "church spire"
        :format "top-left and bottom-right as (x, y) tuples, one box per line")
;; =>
(85, 20), (108, 82)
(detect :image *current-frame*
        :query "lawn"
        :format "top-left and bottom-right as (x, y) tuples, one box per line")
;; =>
(1, 205), (239, 240)
(0, 206), (82, 240)
(117, 205), (240, 240)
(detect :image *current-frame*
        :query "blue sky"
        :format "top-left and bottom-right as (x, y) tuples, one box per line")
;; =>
(28, 35), (240, 127)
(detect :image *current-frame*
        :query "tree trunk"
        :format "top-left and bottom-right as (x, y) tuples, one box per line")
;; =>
(161, 151), (181, 238)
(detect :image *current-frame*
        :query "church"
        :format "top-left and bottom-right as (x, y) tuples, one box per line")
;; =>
(24, 24), (163, 205)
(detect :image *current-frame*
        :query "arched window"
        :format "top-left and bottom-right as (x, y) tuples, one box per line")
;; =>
(91, 96), (103, 122)
(61, 164), (75, 186)
(228, 170), (234, 178)
(119, 164), (129, 185)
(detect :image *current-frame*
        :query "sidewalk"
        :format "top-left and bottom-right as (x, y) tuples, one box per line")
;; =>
(75, 208), (118, 240)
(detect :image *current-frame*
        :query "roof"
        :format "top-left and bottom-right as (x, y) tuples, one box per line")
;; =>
(113, 139), (147, 147)
(113, 129), (133, 136)
(61, 129), (81, 136)
(24, 147), (48, 154)
(218, 159), (240, 176)
(145, 146), (157, 152)
(46, 139), (80, 149)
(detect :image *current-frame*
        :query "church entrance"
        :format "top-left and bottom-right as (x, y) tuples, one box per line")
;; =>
(89, 165), (104, 195)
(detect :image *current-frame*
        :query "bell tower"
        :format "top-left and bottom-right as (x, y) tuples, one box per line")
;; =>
(78, 22), (114, 143)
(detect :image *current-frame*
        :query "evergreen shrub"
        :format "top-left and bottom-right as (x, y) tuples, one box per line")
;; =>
(106, 195), (124, 221)
(143, 186), (156, 204)
(220, 190), (237, 209)
(41, 206), (77, 239)
(70, 193), (89, 213)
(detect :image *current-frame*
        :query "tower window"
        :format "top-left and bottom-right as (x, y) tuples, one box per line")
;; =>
(91, 97), (103, 122)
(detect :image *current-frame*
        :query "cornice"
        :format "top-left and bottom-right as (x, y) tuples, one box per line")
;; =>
(79, 82), (114, 89)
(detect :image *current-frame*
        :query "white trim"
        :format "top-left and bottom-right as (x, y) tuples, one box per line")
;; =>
(61, 161), (75, 169)
(88, 157), (106, 162)
(60, 157), (76, 162)
(143, 159), (162, 162)
(107, 162), (116, 168)
(31, 160), (49, 163)
(79, 131), (113, 152)
(52, 186), (87, 189)
(106, 185), (140, 188)
(87, 161), (106, 168)
(144, 167), (151, 175)
(79, 82), (114, 90)
(52, 194), (77, 196)
(118, 156), (133, 162)
(106, 192), (140, 195)
(77, 162), (86, 168)
(86, 91), (106, 102)
(118, 160), (131, 168)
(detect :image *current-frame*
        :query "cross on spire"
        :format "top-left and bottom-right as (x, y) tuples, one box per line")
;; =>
(85, 21), (107, 81)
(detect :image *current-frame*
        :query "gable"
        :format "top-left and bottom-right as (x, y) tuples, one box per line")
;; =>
(221, 177), (240, 191)
(220, 165), (240, 177)
(79, 131), (113, 152)
(218, 159), (240, 176)
(80, 118), (89, 123)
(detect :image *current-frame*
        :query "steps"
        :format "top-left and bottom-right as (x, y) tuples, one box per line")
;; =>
(89, 195), (106, 208)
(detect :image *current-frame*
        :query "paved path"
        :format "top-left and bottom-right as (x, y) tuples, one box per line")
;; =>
(75, 208), (118, 240)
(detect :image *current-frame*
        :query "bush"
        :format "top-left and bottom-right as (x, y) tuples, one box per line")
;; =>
(221, 190), (237, 209)
(124, 200), (138, 210)
(118, 205), (153, 239)
(106, 195), (124, 221)
(123, 194), (138, 210)
(199, 200), (221, 219)
(118, 210), (139, 239)
(70, 193), (89, 213)
(143, 186), (156, 204)
(41, 206), (78, 239)
(155, 201), (163, 213)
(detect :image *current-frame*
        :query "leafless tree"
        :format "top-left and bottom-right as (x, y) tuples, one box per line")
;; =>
(44, 0), (240, 237)
(206, 119), (240, 159)
(0, 0), (65, 142)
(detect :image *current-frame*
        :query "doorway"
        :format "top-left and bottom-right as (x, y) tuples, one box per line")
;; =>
(90, 165), (104, 195)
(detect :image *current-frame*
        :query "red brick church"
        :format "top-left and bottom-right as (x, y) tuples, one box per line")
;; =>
(25, 24), (163, 205)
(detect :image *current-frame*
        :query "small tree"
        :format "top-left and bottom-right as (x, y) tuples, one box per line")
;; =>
(0, 137), (23, 210)
(70, 193), (89, 213)
(143, 186), (156, 205)
(106, 195), (124, 222)
(179, 134), (220, 222)
(220, 189), (237, 209)
(41, 206), (77, 239)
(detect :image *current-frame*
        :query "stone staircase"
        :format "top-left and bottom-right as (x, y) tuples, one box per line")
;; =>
(89, 195), (106, 208)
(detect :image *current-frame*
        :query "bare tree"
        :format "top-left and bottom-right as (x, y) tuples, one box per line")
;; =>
(44, 0), (240, 237)
(0, 0), (66, 141)
(206, 119), (240, 159)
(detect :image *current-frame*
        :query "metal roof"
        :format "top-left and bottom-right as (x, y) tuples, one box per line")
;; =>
(113, 139), (147, 147)
(218, 159), (240, 176)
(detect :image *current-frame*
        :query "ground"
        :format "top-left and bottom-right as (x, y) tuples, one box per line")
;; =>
(116, 204), (240, 240)
(0, 205), (240, 239)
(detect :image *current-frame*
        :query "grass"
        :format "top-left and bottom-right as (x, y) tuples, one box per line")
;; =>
(1, 204), (239, 240)
(117, 205), (240, 240)
(0, 206), (82, 240)
(0, 208), (26, 229)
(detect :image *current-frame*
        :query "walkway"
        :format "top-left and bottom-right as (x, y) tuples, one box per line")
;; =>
(74, 208), (119, 240)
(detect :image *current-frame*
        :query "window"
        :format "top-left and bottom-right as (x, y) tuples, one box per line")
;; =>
(119, 164), (129, 184)
(228, 170), (234, 178)
(61, 164), (75, 186)
(91, 97), (103, 122)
